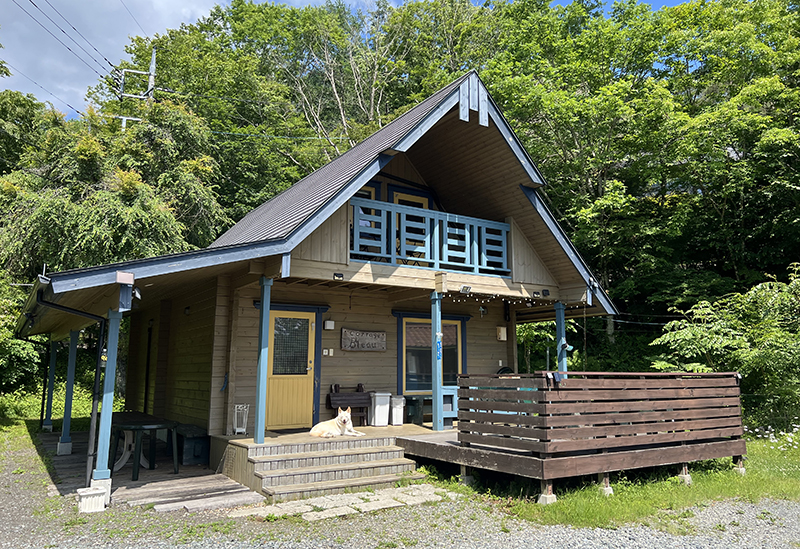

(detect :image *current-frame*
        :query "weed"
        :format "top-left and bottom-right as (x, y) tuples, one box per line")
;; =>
(63, 516), (88, 529)
(12, 467), (25, 474)
(398, 536), (418, 546)
(729, 521), (740, 527)
(713, 523), (726, 532)
(376, 542), (398, 549)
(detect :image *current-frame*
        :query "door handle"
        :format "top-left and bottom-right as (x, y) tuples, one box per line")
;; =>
(306, 366), (313, 371)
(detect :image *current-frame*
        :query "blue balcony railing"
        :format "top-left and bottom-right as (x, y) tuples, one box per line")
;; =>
(350, 197), (510, 276)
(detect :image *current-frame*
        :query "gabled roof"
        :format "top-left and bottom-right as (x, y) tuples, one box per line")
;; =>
(211, 70), (546, 249)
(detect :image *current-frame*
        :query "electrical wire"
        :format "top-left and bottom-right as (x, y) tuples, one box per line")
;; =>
(4, 61), (84, 115)
(613, 318), (669, 326)
(41, 0), (118, 72)
(25, 0), (112, 75)
(118, 0), (148, 36)
(210, 130), (348, 140)
(10, 0), (107, 79)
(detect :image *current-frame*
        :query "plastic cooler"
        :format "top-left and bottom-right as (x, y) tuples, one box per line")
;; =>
(369, 392), (391, 426)
(390, 396), (405, 426)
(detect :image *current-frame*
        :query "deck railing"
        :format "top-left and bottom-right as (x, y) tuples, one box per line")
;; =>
(350, 197), (510, 276)
(457, 372), (746, 479)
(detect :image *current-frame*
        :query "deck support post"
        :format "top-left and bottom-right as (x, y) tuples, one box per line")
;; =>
(57, 330), (79, 455)
(43, 340), (57, 432)
(733, 455), (746, 476)
(598, 472), (613, 496)
(677, 462), (692, 485)
(254, 276), (273, 445)
(431, 290), (444, 431)
(537, 479), (557, 504)
(554, 302), (568, 376)
(459, 465), (474, 486)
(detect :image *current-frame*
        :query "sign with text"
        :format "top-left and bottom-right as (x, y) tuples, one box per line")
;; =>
(341, 328), (387, 352)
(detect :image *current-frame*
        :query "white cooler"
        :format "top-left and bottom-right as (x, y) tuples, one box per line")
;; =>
(369, 392), (391, 426)
(390, 396), (405, 426)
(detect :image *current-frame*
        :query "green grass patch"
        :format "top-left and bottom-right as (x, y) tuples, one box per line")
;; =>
(420, 439), (800, 530)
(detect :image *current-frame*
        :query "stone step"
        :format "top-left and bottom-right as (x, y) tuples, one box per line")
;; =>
(262, 472), (426, 503)
(154, 490), (264, 513)
(247, 436), (396, 458)
(250, 445), (406, 472)
(257, 458), (417, 487)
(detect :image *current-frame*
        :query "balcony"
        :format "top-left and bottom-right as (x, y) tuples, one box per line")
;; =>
(350, 197), (510, 276)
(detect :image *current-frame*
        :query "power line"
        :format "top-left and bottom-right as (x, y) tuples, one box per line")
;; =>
(25, 0), (111, 75)
(118, 0), (147, 36)
(41, 0), (118, 72)
(210, 130), (348, 141)
(10, 0), (106, 80)
(4, 61), (84, 115)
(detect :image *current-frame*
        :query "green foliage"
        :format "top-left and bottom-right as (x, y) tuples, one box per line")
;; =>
(652, 264), (800, 416)
(0, 270), (41, 391)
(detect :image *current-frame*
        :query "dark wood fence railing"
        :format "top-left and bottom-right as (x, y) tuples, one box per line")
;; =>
(457, 372), (746, 479)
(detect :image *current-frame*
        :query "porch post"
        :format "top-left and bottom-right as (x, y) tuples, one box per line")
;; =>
(92, 309), (122, 483)
(42, 340), (57, 432)
(431, 291), (444, 431)
(555, 302), (568, 376)
(254, 276), (273, 444)
(57, 330), (79, 455)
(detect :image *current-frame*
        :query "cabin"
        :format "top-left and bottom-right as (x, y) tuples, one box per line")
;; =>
(16, 72), (744, 508)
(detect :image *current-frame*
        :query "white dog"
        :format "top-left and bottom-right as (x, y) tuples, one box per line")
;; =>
(309, 407), (366, 438)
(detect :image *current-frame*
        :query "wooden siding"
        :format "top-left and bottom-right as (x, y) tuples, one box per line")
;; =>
(125, 312), (143, 410)
(163, 281), (216, 429)
(508, 217), (557, 287)
(291, 204), (349, 265)
(227, 281), (510, 432)
(153, 300), (171, 417)
(208, 276), (231, 436)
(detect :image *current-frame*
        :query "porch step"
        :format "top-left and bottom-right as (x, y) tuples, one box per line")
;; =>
(247, 436), (396, 458)
(256, 457), (417, 487)
(262, 472), (426, 503)
(251, 445), (406, 471)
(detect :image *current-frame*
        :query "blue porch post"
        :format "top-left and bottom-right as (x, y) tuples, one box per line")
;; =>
(431, 291), (444, 431)
(555, 302), (568, 376)
(57, 330), (79, 455)
(254, 276), (273, 444)
(42, 340), (57, 432)
(92, 309), (122, 482)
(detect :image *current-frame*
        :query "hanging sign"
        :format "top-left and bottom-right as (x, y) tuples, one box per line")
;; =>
(341, 328), (387, 351)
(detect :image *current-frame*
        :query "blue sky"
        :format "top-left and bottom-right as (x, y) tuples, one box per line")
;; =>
(2, 0), (687, 119)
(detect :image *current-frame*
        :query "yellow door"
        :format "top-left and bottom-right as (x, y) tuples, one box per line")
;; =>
(266, 311), (315, 430)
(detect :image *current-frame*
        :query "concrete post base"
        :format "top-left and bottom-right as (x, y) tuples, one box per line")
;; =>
(733, 467), (746, 476)
(90, 477), (112, 506)
(56, 441), (72, 456)
(599, 485), (614, 496)
(41, 424), (53, 433)
(537, 493), (557, 505)
(77, 487), (106, 513)
(459, 465), (474, 486)
(677, 473), (692, 486)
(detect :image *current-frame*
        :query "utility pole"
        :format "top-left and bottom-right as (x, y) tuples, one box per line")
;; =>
(115, 47), (155, 130)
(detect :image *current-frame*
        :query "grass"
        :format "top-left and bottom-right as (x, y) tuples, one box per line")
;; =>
(420, 433), (800, 530)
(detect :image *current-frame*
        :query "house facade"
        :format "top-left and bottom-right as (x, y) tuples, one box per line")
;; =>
(16, 72), (615, 497)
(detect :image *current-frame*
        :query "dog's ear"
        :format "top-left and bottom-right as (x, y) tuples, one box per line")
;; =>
(337, 407), (343, 414)
(346, 407), (351, 414)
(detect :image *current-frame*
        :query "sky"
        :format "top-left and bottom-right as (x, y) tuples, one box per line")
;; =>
(2, 0), (686, 120)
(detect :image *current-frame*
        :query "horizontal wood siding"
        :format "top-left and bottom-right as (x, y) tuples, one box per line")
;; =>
(164, 280), (216, 429)
(228, 281), (510, 431)
(291, 204), (349, 265)
(208, 276), (231, 436)
(457, 372), (746, 478)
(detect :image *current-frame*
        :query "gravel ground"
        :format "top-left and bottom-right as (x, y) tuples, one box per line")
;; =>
(3, 429), (800, 549)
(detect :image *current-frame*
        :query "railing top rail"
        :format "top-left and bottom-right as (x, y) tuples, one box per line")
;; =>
(459, 371), (740, 378)
(350, 197), (510, 232)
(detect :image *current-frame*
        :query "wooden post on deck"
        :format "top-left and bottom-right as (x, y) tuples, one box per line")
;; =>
(254, 276), (273, 445)
(57, 330), (79, 455)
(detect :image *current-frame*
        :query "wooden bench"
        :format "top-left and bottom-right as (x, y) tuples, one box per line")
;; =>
(327, 383), (370, 426)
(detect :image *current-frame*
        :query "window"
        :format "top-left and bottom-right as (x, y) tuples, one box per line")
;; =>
(402, 318), (462, 394)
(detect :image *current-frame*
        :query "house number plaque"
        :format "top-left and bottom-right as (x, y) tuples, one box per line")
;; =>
(341, 328), (386, 351)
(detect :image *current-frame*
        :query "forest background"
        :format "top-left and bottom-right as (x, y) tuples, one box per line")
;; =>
(0, 0), (798, 425)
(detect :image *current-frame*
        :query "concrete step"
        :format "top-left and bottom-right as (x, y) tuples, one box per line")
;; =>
(262, 472), (426, 503)
(257, 458), (417, 487)
(247, 436), (396, 458)
(250, 445), (406, 472)
(154, 489), (264, 513)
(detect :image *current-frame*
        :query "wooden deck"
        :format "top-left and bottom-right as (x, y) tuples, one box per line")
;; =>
(38, 431), (263, 511)
(399, 372), (747, 486)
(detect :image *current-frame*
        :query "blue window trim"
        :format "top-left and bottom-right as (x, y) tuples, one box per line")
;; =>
(391, 310), (470, 395)
(387, 183), (434, 206)
(253, 301), (330, 425)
